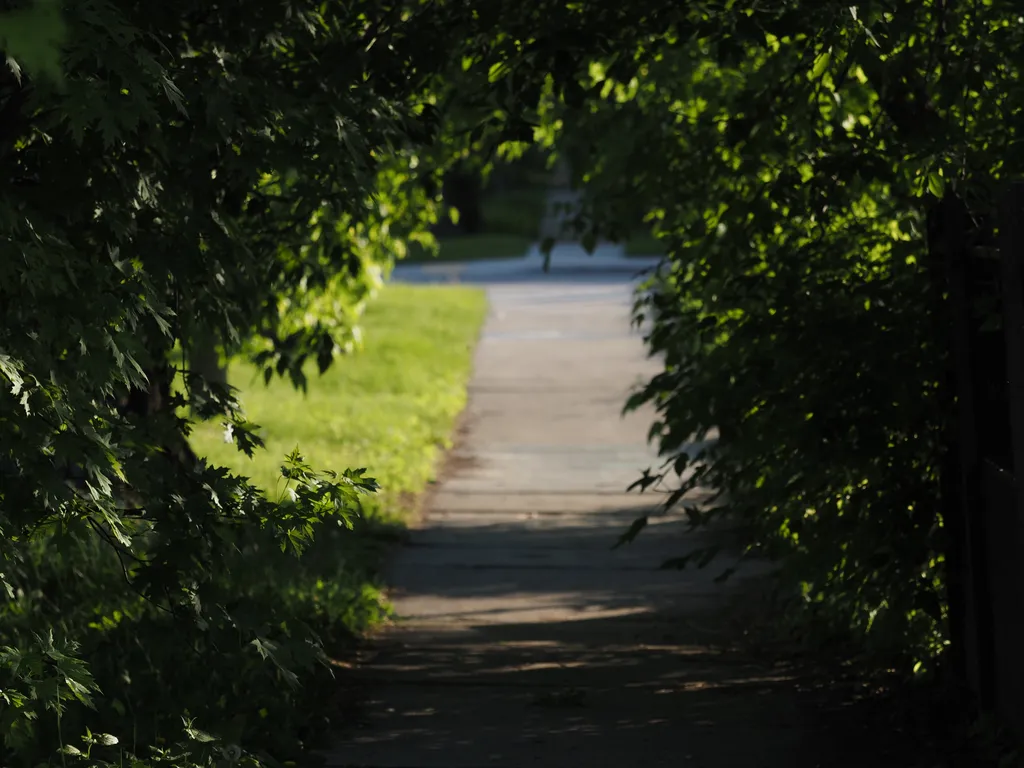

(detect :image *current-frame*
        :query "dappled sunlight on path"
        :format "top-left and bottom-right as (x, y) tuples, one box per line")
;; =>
(326, 262), (915, 768)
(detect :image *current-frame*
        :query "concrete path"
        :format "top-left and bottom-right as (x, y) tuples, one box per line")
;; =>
(327, 254), (885, 768)
(392, 242), (651, 286)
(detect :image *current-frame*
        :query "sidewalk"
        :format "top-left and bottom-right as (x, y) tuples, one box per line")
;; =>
(326, 262), (897, 768)
(392, 242), (661, 285)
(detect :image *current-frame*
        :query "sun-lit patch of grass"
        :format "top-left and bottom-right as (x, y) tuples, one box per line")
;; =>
(191, 284), (488, 518)
(185, 284), (487, 654)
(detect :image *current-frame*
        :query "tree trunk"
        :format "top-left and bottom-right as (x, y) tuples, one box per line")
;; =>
(190, 331), (227, 388)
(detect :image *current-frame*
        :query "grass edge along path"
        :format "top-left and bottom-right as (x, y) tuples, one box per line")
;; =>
(193, 284), (487, 509)
(188, 283), (487, 748)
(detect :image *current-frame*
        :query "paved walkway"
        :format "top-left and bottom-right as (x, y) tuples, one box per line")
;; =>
(327, 253), (887, 768)
(395, 242), (647, 285)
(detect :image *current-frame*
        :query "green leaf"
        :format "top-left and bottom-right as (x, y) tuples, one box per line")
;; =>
(0, 353), (24, 395)
(809, 49), (831, 80)
(0, 0), (67, 82)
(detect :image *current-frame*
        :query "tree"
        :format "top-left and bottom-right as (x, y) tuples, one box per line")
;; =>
(0, 1), (677, 763)
(540, 0), (1024, 681)
(0, 1), (464, 764)
(8, 0), (1018, 763)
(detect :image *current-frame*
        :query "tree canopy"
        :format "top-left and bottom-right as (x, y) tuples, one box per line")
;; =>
(4, 0), (1024, 764)
(550, 0), (1024, 673)
(1, 1), (461, 764)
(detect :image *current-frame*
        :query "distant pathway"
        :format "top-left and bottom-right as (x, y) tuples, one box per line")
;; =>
(327, 255), (905, 767)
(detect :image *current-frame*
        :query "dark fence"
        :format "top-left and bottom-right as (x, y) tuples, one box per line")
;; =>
(929, 182), (1024, 743)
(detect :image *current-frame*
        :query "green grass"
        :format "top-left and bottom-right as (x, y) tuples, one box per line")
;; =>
(403, 184), (546, 264)
(190, 284), (488, 515)
(624, 230), (666, 256)
(3, 284), (490, 768)
(480, 185), (547, 238)
(404, 232), (533, 263)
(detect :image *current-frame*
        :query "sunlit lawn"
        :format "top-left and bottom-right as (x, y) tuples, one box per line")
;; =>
(190, 284), (488, 518)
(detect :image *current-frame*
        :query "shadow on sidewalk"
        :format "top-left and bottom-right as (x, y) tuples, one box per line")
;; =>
(326, 509), (953, 768)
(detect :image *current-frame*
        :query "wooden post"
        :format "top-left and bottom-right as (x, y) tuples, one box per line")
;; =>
(927, 194), (995, 707)
(999, 182), (1024, 525)
(950, 194), (998, 709)
(996, 182), (1024, 741)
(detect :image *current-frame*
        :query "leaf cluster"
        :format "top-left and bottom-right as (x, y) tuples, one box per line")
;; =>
(540, 0), (1024, 671)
